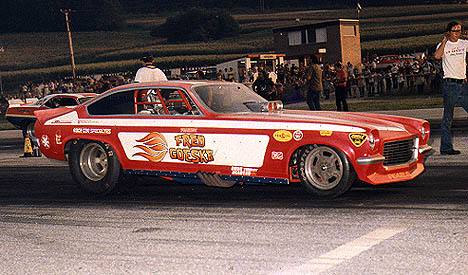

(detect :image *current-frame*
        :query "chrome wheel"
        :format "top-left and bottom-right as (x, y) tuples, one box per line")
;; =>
(303, 146), (344, 191)
(79, 143), (108, 181)
(70, 141), (121, 195)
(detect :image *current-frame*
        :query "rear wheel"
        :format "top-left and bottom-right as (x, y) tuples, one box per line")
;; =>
(297, 144), (355, 197)
(25, 121), (35, 137)
(69, 140), (121, 195)
(25, 121), (40, 145)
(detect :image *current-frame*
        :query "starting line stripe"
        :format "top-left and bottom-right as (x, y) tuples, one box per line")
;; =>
(276, 226), (407, 275)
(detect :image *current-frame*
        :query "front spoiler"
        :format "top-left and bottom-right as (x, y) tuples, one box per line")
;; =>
(356, 145), (432, 165)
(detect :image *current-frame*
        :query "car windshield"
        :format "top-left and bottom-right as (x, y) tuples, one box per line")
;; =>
(193, 83), (267, 113)
(78, 96), (95, 104)
(34, 95), (55, 106)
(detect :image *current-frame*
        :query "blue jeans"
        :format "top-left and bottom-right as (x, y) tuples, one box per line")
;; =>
(335, 86), (348, 111)
(440, 81), (468, 151)
(306, 90), (321, 110)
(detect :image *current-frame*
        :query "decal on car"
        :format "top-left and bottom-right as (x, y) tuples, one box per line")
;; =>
(320, 130), (333, 136)
(55, 130), (62, 145)
(293, 130), (303, 141)
(73, 128), (112, 135)
(118, 132), (269, 167)
(169, 134), (214, 163)
(271, 151), (284, 160)
(180, 127), (198, 133)
(273, 130), (292, 142)
(231, 166), (258, 176)
(16, 109), (32, 114)
(41, 135), (50, 149)
(131, 132), (215, 164)
(349, 133), (368, 147)
(388, 171), (411, 180)
(133, 132), (169, 162)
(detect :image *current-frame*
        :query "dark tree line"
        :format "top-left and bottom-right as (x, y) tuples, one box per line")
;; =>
(120, 0), (451, 13)
(151, 8), (240, 42)
(0, 0), (453, 33)
(0, 0), (125, 33)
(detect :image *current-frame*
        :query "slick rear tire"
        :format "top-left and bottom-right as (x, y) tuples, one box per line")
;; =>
(69, 140), (121, 195)
(297, 144), (355, 197)
(22, 121), (35, 138)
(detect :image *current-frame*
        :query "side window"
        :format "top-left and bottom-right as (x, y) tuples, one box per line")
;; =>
(44, 98), (57, 108)
(163, 89), (189, 115)
(135, 88), (200, 116)
(44, 97), (77, 108)
(136, 89), (163, 114)
(56, 97), (79, 107)
(87, 90), (134, 115)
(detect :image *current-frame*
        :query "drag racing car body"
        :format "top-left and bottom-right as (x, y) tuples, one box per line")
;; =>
(34, 81), (432, 197)
(6, 93), (96, 137)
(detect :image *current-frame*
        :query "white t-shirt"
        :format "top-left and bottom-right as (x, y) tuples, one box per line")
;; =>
(134, 66), (168, 82)
(437, 39), (468, 79)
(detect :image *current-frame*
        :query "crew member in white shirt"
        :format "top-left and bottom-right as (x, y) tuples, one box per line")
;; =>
(134, 55), (168, 82)
(434, 21), (468, 155)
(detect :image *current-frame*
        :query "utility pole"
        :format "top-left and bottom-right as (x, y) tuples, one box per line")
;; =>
(60, 9), (76, 79)
(260, 0), (265, 13)
(0, 46), (4, 94)
(357, 1), (362, 20)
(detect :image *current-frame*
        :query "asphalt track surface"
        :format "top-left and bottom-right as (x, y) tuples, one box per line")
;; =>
(1, 130), (468, 274)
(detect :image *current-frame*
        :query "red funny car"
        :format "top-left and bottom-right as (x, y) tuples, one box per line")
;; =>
(34, 81), (432, 197)
(6, 93), (96, 138)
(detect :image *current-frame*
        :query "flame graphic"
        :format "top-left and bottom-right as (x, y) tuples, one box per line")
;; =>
(133, 132), (168, 162)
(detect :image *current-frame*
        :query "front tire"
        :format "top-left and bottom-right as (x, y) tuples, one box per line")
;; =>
(69, 140), (121, 195)
(297, 144), (355, 197)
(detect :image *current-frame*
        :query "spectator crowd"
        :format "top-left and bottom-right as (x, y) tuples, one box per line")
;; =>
(3, 56), (443, 109)
(4, 73), (133, 102)
(239, 56), (442, 105)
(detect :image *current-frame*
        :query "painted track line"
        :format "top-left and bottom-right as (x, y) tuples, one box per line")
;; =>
(276, 226), (407, 275)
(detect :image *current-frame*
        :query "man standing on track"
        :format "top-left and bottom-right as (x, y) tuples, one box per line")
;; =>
(334, 62), (348, 111)
(434, 21), (468, 155)
(304, 55), (323, 110)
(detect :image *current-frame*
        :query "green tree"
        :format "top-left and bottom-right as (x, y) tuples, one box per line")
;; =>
(151, 8), (240, 43)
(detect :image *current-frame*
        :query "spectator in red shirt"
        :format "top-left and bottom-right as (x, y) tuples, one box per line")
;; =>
(334, 63), (349, 111)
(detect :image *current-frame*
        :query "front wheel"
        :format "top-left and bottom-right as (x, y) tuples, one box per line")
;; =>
(297, 145), (355, 197)
(69, 140), (121, 195)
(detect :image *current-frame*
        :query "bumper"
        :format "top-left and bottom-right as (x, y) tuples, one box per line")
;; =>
(356, 145), (432, 165)
(355, 145), (432, 185)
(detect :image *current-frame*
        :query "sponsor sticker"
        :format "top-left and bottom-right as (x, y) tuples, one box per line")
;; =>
(180, 127), (198, 133)
(55, 130), (62, 145)
(231, 166), (258, 176)
(388, 171), (411, 180)
(273, 130), (292, 142)
(17, 109), (32, 114)
(271, 151), (284, 160)
(293, 130), (303, 141)
(51, 120), (72, 124)
(349, 133), (367, 147)
(133, 132), (214, 164)
(73, 128), (111, 135)
(41, 135), (50, 149)
(320, 130), (333, 136)
(120, 132), (269, 167)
